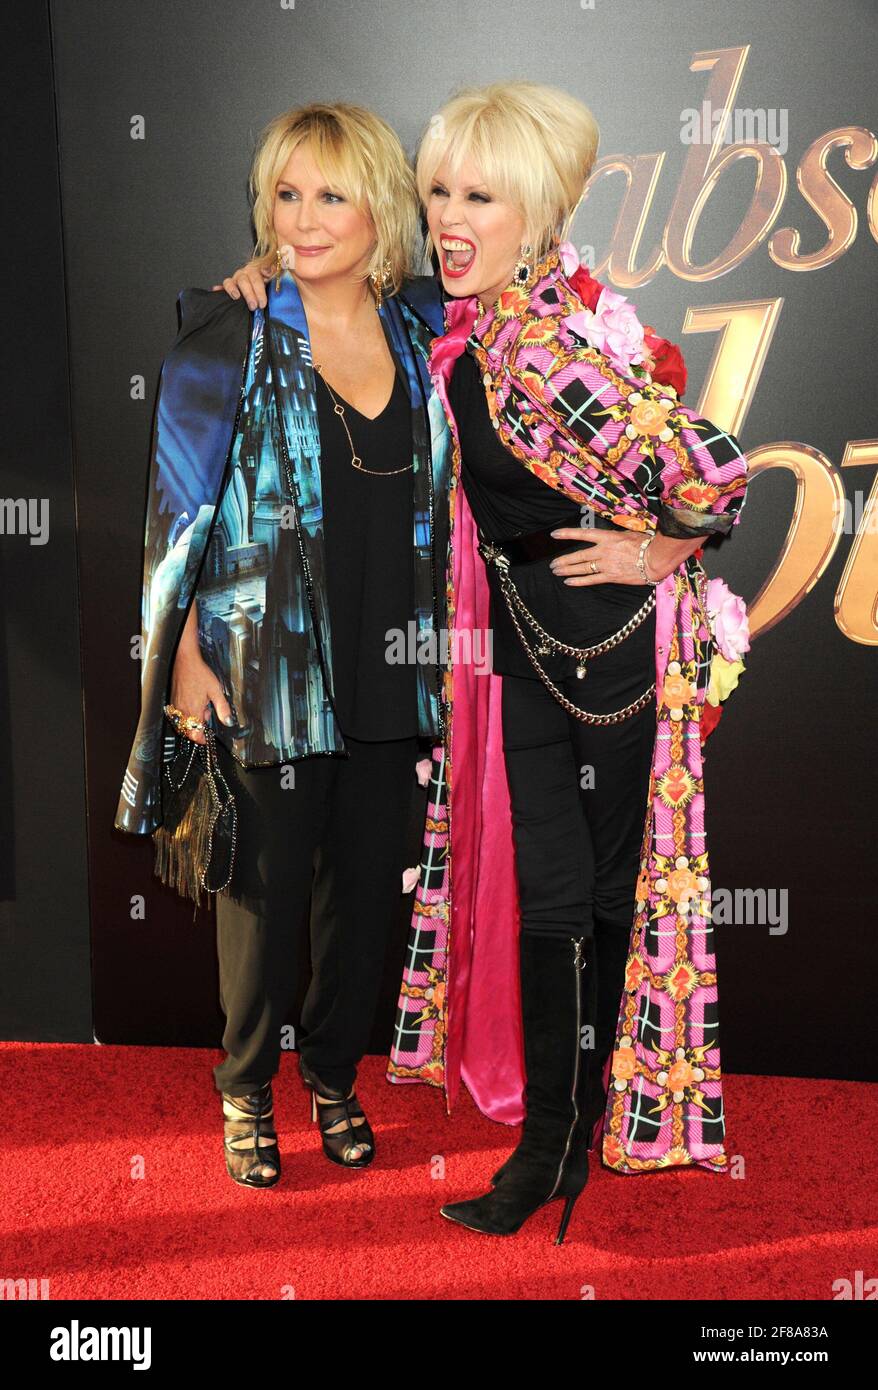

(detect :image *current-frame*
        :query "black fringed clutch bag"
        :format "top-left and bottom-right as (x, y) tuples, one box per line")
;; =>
(152, 720), (237, 907)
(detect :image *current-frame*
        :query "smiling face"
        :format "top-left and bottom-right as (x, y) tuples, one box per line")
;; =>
(273, 141), (376, 286)
(426, 153), (528, 306)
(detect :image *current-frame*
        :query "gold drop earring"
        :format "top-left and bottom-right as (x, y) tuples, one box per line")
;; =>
(369, 257), (393, 310)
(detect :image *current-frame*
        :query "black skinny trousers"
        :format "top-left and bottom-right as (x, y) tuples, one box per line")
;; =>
(499, 597), (657, 1073)
(211, 732), (420, 1099)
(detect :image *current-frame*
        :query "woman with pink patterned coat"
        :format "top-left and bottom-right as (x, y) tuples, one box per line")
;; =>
(384, 80), (751, 1243)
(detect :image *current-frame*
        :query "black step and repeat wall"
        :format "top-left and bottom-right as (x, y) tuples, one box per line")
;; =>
(1, 1), (92, 1043)
(5, 0), (875, 1080)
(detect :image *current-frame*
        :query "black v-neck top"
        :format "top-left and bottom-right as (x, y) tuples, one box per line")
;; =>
(447, 347), (654, 680)
(317, 367), (419, 739)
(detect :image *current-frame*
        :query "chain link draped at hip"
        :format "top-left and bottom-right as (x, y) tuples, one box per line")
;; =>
(477, 538), (657, 725)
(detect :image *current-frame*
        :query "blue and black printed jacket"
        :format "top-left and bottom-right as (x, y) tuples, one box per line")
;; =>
(115, 270), (450, 836)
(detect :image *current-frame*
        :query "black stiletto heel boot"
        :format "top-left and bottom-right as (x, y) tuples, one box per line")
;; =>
(490, 941), (610, 1187)
(439, 933), (594, 1244)
(490, 1044), (610, 1184)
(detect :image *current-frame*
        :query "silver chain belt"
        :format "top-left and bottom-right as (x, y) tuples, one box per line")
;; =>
(478, 539), (657, 725)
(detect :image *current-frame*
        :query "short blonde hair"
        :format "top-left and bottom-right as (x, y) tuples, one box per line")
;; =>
(415, 81), (600, 263)
(249, 102), (421, 298)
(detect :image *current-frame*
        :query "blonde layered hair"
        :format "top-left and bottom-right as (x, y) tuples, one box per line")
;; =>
(249, 102), (422, 298)
(415, 81), (600, 263)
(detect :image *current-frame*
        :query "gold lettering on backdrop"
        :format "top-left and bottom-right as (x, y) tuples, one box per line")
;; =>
(685, 300), (784, 437)
(576, 44), (877, 644)
(836, 441), (878, 645)
(590, 154), (666, 287)
(739, 444), (845, 639)
(770, 128), (878, 270)
(681, 306), (876, 643)
(584, 46), (877, 281)
(664, 46), (787, 281)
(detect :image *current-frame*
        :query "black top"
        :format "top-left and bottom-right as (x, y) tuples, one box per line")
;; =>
(450, 347), (585, 540)
(448, 347), (654, 680)
(317, 366), (419, 739)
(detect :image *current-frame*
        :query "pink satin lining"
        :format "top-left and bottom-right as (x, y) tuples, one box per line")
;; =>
(446, 483), (525, 1123)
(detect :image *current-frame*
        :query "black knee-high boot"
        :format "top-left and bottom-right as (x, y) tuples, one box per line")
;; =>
(492, 944), (621, 1180)
(439, 932), (594, 1243)
(488, 932), (602, 1190)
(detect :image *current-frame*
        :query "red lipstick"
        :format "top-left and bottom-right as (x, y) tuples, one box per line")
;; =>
(439, 235), (477, 278)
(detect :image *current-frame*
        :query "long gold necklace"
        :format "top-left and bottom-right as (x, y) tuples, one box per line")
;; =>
(314, 365), (413, 475)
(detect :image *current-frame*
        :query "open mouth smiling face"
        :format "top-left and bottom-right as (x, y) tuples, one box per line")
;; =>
(439, 235), (477, 277)
(427, 154), (528, 303)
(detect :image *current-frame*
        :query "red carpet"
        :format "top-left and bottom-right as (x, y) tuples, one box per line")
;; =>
(3, 1042), (876, 1300)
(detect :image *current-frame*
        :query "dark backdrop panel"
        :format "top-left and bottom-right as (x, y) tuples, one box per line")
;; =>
(43, 0), (877, 1078)
(0, 0), (92, 1040)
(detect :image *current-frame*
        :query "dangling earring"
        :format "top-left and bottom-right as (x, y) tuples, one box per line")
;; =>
(512, 242), (534, 288)
(273, 248), (286, 291)
(369, 257), (393, 309)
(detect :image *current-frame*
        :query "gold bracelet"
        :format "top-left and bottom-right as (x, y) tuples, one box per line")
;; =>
(636, 535), (658, 584)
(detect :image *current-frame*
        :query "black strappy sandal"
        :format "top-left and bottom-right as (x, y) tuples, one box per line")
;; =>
(299, 1055), (374, 1168)
(221, 1082), (281, 1188)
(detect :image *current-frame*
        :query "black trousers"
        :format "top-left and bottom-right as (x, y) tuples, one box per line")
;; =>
(498, 570), (657, 1075)
(211, 732), (420, 1098)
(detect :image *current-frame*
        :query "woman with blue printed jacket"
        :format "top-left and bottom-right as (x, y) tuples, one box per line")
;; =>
(115, 103), (451, 1189)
